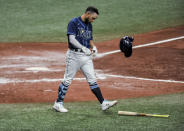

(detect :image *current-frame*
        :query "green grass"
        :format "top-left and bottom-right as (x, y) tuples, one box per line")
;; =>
(0, 93), (184, 131)
(0, 0), (183, 42)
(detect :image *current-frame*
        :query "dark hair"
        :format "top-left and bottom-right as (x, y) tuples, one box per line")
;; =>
(85, 6), (99, 15)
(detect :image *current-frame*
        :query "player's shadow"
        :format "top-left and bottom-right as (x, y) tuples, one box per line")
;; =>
(102, 110), (115, 115)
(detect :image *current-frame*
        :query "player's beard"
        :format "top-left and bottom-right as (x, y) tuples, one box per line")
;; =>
(84, 18), (90, 24)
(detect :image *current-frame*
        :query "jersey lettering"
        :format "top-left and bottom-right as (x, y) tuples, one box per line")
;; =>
(77, 27), (92, 40)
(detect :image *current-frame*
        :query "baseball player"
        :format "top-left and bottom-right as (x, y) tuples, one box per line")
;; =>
(53, 6), (117, 112)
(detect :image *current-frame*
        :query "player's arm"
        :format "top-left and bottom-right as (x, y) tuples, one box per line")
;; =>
(69, 35), (91, 55)
(69, 35), (83, 49)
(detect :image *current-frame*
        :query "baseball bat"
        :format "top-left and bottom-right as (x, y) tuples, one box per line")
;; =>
(118, 111), (169, 118)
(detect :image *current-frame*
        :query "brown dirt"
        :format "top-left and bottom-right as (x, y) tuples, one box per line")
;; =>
(0, 25), (184, 103)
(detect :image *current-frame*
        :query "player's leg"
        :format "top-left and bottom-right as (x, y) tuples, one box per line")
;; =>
(57, 50), (80, 102)
(54, 51), (79, 112)
(80, 59), (117, 110)
(80, 59), (104, 104)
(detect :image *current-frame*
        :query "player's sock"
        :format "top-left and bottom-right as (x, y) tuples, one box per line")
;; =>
(90, 82), (104, 104)
(56, 83), (69, 102)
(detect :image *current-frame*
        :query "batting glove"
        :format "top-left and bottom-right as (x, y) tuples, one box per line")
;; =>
(92, 46), (98, 55)
(81, 47), (91, 56)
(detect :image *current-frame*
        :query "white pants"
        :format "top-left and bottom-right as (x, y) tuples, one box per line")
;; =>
(62, 49), (96, 86)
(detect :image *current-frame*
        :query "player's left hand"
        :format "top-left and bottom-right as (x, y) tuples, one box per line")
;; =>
(92, 46), (98, 56)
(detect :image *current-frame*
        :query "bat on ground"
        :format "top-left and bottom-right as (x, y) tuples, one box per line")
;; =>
(118, 111), (169, 118)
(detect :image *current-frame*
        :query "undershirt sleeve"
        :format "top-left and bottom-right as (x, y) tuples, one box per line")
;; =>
(69, 35), (83, 49)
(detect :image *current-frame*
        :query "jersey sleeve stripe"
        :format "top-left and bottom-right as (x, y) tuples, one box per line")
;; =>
(67, 32), (76, 35)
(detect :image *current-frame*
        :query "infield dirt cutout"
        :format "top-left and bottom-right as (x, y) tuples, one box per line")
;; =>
(0, 26), (184, 103)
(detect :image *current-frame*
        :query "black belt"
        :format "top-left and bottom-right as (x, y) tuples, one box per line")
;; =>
(70, 48), (83, 52)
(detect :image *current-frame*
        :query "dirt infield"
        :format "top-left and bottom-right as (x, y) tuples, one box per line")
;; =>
(0, 26), (184, 103)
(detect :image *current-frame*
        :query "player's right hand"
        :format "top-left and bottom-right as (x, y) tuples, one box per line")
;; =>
(81, 47), (91, 56)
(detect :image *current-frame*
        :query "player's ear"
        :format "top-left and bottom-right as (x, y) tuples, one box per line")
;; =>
(86, 11), (91, 16)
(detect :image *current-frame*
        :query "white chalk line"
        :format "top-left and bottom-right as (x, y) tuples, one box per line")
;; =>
(0, 73), (107, 84)
(95, 36), (184, 58)
(104, 74), (184, 84)
(0, 78), (85, 84)
(0, 73), (184, 84)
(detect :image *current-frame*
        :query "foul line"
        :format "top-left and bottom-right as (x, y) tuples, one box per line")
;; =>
(104, 74), (184, 84)
(96, 36), (184, 58)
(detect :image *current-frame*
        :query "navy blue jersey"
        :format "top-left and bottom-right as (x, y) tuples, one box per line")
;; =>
(67, 16), (93, 49)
